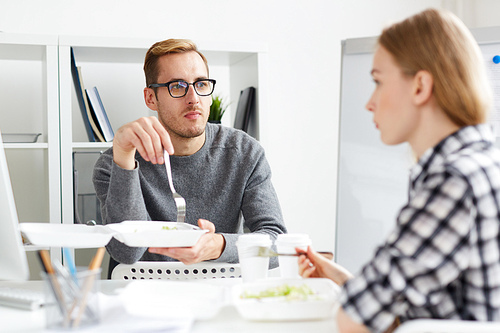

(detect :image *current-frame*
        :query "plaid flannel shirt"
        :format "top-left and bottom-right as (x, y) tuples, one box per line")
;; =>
(340, 124), (500, 332)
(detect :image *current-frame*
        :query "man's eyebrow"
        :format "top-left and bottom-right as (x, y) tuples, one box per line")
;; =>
(169, 76), (209, 82)
(370, 69), (380, 76)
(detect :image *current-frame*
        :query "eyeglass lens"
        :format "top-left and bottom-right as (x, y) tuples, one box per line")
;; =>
(169, 80), (214, 97)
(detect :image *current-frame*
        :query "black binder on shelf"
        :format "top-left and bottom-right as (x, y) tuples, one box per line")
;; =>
(70, 48), (97, 142)
(86, 87), (114, 142)
(233, 87), (256, 133)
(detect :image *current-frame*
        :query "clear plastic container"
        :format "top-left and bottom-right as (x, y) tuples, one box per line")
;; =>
(42, 268), (101, 330)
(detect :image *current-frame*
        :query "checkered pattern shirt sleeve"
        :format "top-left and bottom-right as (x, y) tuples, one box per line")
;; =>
(339, 125), (500, 333)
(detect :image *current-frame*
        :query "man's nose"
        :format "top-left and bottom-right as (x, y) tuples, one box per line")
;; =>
(185, 84), (200, 104)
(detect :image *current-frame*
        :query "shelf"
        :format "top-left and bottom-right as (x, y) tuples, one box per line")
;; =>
(4, 143), (49, 149)
(0, 33), (61, 277)
(59, 35), (267, 66)
(23, 244), (49, 252)
(72, 142), (113, 149)
(0, 32), (57, 46)
(0, 33), (57, 61)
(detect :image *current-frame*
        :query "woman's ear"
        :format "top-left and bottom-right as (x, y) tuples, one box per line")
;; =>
(413, 70), (433, 106)
(144, 87), (159, 112)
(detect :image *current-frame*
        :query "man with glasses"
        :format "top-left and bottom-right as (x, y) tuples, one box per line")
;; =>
(93, 39), (286, 275)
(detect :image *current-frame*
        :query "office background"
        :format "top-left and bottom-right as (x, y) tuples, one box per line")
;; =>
(1, 0), (499, 258)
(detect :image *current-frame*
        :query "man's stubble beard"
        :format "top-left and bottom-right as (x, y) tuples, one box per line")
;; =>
(159, 108), (207, 140)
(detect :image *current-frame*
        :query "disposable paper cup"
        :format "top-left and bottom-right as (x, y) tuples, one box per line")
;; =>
(236, 234), (271, 283)
(275, 234), (311, 278)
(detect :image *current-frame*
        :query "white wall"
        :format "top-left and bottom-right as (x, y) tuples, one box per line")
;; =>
(1, 0), (479, 253)
(471, 0), (500, 27)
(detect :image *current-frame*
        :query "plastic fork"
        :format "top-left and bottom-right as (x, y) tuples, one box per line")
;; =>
(254, 246), (333, 260)
(164, 149), (186, 223)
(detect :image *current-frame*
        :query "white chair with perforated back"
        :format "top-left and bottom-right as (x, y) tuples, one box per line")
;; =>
(394, 319), (500, 333)
(111, 261), (241, 280)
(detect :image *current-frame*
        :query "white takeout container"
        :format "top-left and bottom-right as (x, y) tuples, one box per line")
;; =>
(232, 278), (341, 321)
(120, 280), (225, 320)
(20, 221), (208, 248)
(19, 223), (114, 248)
(107, 221), (208, 247)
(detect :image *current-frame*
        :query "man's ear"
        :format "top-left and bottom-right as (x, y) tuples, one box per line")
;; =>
(144, 87), (159, 112)
(413, 70), (433, 106)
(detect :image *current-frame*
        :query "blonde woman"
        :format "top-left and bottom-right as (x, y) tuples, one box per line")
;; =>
(299, 8), (500, 333)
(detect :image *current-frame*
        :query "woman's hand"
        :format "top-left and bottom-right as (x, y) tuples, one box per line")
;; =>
(297, 246), (354, 286)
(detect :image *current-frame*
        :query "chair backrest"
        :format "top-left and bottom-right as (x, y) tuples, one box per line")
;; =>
(111, 261), (241, 280)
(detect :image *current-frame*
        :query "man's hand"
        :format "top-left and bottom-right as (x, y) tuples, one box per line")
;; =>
(148, 219), (226, 265)
(112, 116), (174, 170)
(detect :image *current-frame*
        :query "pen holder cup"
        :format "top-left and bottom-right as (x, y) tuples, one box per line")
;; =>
(42, 268), (101, 330)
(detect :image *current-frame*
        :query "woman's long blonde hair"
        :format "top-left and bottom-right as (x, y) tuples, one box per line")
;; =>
(379, 8), (492, 127)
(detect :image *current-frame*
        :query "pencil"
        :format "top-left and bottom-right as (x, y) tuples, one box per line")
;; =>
(88, 247), (106, 270)
(37, 250), (68, 316)
(71, 247), (105, 328)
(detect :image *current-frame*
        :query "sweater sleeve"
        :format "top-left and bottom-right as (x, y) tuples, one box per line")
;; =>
(217, 147), (287, 267)
(92, 149), (149, 264)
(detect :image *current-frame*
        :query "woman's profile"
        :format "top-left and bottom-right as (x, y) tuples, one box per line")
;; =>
(300, 8), (500, 333)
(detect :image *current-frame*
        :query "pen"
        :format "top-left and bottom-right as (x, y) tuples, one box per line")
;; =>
(71, 247), (105, 328)
(63, 247), (78, 284)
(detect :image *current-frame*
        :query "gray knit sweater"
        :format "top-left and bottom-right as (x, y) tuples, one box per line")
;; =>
(92, 123), (286, 267)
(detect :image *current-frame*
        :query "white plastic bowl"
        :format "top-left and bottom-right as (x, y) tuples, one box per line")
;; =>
(232, 278), (341, 321)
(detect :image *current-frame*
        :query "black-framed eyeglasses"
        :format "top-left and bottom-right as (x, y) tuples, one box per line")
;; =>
(148, 79), (216, 98)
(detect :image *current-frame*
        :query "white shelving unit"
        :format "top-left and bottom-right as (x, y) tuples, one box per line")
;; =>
(57, 35), (267, 275)
(1, 33), (267, 279)
(0, 33), (61, 278)
(0, 31), (270, 279)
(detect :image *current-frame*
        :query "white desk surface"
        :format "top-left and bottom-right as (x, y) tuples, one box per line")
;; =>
(0, 279), (339, 333)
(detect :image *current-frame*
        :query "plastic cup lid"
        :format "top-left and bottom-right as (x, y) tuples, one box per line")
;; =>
(275, 233), (311, 246)
(236, 233), (271, 246)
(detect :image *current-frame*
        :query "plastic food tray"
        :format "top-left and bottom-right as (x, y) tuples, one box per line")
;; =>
(19, 223), (113, 248)
(120, 280), (225, 320)
(106, 221), (208, 247)
(233, 278), (341, 321)
(20, 221), (208, 249)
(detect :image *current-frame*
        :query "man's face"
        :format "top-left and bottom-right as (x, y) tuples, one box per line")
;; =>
(149, 51), (212, 139)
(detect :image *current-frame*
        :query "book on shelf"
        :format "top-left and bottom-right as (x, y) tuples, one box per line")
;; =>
(77, 67), (105, 142)
(70, 48), (104, 142)
(86, 87), (114, 142)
